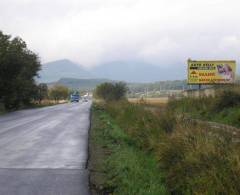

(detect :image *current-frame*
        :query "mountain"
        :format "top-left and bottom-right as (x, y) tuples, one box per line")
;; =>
(53, 78), (113, 90)
(91, 61), (184, 82)
(51, 78), (188, 92)
(38, 59), (185, 83)
(38, 59), (92, 82)
(50, 77), (187, 91)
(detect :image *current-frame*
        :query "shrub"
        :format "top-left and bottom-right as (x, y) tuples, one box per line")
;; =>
(212, 89), (240, 112)
(33, 83), (48, 103)
(95, 82), (128, 102)
(49, 85), (69, 101)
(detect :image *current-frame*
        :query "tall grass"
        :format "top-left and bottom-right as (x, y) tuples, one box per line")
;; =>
(104, 100), (175, 150)
(168, 88), (240, 127)
(90, 104), (167, 194)
(101, 99), (240, 194)
(157, 125), (240, 194)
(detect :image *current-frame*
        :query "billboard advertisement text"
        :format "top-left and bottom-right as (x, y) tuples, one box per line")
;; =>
(188, 60), (236, 84)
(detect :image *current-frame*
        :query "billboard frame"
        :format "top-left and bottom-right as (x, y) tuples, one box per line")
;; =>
(187, 59), (236, 85)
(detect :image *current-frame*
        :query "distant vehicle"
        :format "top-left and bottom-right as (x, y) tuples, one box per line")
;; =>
(82, 97), (88, 102)
(70, 93), (80, 102)
(82, 93), (89, 102)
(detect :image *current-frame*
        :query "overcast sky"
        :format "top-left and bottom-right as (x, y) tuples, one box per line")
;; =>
(0, 0), (240, 68)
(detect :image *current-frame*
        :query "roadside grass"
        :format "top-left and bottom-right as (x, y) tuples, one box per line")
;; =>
(128, 97), (168, 107)
(89, 103), (167, 195)
(168, 88), (240, 128)
(90, 99), (240, 194)
(157, 124), (240, 194)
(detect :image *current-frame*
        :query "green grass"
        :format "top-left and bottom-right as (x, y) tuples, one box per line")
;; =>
(90, 100), (240, 194)
(168, 89), (240, 128)
(211, 107), (240, 127)
(89, 103), (167, 195)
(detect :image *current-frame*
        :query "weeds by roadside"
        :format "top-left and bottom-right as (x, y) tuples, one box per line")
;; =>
(89, 103), (167, 195)
(168, 87), (240, 127)
(90, 98), (240, 194)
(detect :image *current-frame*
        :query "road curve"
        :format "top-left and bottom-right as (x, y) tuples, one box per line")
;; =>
(0, 102), (91, 195)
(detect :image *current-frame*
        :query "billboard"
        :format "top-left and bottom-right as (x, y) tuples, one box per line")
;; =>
(188, 60), (236, 84)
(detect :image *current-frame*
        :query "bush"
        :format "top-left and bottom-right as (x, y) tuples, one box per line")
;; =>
(49, 85), (69, 101)
(33, 83), (48, 103)
(95, 82), (128, 102)
(212, 90), (240, 112)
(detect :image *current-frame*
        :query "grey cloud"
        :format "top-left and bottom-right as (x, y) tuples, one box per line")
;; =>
(0, 0), (240, 68)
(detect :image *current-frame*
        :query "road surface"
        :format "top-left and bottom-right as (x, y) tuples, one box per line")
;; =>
(0, 102), (91, 195)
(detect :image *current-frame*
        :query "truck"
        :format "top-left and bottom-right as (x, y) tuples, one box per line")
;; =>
(70, 92), (80, 102)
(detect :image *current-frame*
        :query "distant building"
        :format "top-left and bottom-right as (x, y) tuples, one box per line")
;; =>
(183, 88), (216, 98)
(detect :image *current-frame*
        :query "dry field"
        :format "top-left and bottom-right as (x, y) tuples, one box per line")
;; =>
(128, 97), (169, 106)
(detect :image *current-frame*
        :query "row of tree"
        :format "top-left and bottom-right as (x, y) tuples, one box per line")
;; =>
(0, 31), (70, 109)
(33, 84), (70, 103)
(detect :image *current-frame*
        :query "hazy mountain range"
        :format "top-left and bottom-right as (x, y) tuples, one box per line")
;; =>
(51, 78), (113, 90)
(38, 59), (91, 82)
(38, 59), (185, 83)
(47, 77), (188, 91)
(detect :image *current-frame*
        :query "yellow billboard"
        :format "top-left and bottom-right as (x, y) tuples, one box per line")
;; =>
(188, 60), (236, 84)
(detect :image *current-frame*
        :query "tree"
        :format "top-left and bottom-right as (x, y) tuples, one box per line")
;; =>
(34, 83), (48, 104)
(49, 85), (69, 102)
(0, 31), (41, 109)
(95, 82), (128, 102)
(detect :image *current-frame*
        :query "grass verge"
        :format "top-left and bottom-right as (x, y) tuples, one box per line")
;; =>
(168, 87), (240, 128)
(89, 100), (240, 194)
(88, 103), (167, 195)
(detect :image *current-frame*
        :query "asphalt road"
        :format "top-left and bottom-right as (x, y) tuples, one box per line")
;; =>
(0, 102), (91, 195)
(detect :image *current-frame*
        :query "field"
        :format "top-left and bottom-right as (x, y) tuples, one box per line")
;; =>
(128, 97), (169, 106)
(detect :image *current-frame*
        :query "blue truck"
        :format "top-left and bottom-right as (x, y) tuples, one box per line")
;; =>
(70, 93), (80, 102)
